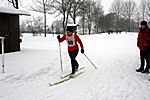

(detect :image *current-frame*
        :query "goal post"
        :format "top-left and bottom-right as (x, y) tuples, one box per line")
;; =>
(0, 37), (5, 73)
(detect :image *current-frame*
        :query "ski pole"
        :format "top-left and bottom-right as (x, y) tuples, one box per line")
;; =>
(58, 40), (63, 72)
(84, 54), (97, 69)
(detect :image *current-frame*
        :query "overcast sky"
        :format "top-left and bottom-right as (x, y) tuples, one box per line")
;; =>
(101, 0), (114, 13)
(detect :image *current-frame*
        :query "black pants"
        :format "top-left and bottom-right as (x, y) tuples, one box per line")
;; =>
(68, 49), (79, 74)
(140, 47), (150, 71)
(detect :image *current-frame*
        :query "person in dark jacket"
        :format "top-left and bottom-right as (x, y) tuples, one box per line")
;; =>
(136, 20), (150, 73)
(57, 24), (84, 77)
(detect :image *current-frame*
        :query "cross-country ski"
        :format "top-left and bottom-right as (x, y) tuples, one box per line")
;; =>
(49, 71), (84, 86)
(60, 67), (85, 79)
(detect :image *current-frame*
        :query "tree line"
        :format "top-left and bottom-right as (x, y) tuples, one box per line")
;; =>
(5, 0), (150, 36)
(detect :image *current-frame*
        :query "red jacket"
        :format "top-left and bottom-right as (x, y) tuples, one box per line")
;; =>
(58, 34), (84, 52)
(137, 28), (150, 50)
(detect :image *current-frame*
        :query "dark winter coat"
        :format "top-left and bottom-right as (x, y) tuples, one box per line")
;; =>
(137, 28), (150, 50)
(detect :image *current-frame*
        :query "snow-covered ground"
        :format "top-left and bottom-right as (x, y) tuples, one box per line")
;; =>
(0, 33), (150, 100)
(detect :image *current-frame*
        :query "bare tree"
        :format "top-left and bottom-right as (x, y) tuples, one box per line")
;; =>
(140, 0), (147, 20)
(134, 11), (141, 29)
(8, 0), (19, 9)
(122, 0), (137, 32)
(78, 0), (86, 35)
(26, 20), (36, 36)
(78, 0), (103, 34)
(25, 16), (44, 36)
(52, 19), (63, 34)
(110, 0), (123, 30)
(30, 0), (54, 37)
(79, 0), (96, 34)
(92, 2), (103, 33)
(100, 13), (117, 33)
(97, 15), (105, 32)
(110, 0), (123, 17)
(86, 0), (95, 34)
(146, 1), (150, 21)
(69, 0), (84, 24)
(33, 16), (44, 35)
(50, 0), (73, 33)
(20, 21), (27, 33)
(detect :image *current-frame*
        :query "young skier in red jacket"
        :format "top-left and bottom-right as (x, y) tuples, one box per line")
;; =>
(57, 25), (84, 77)
(136, 21), (150, 73)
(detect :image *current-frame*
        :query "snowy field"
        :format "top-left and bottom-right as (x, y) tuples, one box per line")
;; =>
(0, 32), (150, 100)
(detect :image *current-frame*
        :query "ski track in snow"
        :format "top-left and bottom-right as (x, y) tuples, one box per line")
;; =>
(0, 33), (150, 100)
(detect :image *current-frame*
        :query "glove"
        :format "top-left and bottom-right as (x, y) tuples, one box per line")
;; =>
(57, 35), (60, 39)
(81, 49), (84, 54)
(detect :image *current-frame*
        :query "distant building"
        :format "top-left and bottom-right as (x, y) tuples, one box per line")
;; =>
(0, 6), (30, 53)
